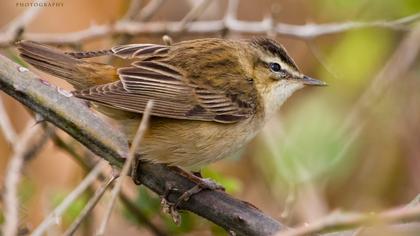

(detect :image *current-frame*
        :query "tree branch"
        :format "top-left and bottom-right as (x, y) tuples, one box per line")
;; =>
(0, 55), (285, 235)
(0, 1), (418, 46)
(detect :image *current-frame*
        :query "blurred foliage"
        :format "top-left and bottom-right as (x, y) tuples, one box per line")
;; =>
(0, 209), (4, 225)
(125, 188), (209, 235)
(125, 188), (195, 234)
(51, 190), (90, 228)
(19, 177), (36, 205)
(253, 0), (420, 219)
(258, 97), (352, 185)
(320, 29), (394, 92)
(314, 0), (420, 20)
(201, 167), (242, 194)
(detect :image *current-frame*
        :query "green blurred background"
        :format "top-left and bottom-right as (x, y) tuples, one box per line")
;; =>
(0, 0), (419, 235)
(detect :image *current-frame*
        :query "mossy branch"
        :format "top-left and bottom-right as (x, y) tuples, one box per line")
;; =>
(0, 55), (285, 236)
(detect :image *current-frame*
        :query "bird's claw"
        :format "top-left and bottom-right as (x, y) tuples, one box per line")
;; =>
(161, 183), (181, 224)
(173, 178), (224, 208)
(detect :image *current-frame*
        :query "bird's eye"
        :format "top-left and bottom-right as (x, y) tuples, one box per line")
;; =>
(269, 62), (281, 72)
(268, 62), (287, 78)
(268, 62), (281, 72)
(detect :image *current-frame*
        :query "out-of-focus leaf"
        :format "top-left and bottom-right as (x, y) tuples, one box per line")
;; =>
(19, 177), (36, 205)
(51, 191), (89, 227)
(163, 212), (196, 234)
(320, 29), (393, 93)
(258, 95), (357, 184)
(201, 168), (242, 194)
(0, 210), (4, 225)
(127, 187), (198, 234)
(132, 187), (161, 217)
(210, 223), (229, 236)
(314, 0), (420, 20)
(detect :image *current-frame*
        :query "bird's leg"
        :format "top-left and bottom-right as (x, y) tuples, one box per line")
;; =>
(158, 166), (225, 224)
(131, 157), (142, 185)
(169, 166), (225, 209)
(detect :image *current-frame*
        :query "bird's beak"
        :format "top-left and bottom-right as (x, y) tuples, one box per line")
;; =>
(301, 75), (327, 86)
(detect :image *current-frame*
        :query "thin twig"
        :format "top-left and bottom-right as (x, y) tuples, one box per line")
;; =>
(276, 203), (420, 236)
(349, 194), (420, 236)
(64, 175), (117, 236)
(340, 22), (420, 136)
(22, 123), (52, 162)
(2, 121), (40, 236)
(135, 0), (166, 22)
(1, 11), (418, 46)
(109, 0), (144, 52)
(323, 22), (420, 173)
(176, 0), (212, 31)
(31, 162), (105, 236)
(0, 96), (17, 144)
(52, 132), (167, 236)
(0, 0), (46, 44)
(305, 40), (340, 81)
(96, 100), (154, 236)
(122, 0), (143, 21)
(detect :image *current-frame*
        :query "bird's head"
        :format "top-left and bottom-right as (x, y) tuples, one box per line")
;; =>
(246, 38), (326, 117)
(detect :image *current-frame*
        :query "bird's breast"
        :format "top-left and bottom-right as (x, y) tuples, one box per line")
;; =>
(120, 115), (263, 170)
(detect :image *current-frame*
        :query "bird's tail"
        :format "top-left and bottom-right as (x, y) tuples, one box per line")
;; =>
(16, 40), (117, 89)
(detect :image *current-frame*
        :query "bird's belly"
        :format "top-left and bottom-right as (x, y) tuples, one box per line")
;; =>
(120, 117), (261, 170)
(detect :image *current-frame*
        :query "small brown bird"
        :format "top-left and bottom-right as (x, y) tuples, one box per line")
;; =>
(17, 38), (325, 172)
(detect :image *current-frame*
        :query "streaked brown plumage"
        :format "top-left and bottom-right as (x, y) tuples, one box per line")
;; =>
(17, 38), (325, 170)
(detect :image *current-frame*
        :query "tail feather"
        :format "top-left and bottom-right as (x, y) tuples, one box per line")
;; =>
(16, 40), (117, 89)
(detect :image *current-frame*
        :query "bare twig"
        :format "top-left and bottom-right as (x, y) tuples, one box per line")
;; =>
(305, 40), (340, 81)
(122, 0), (143, 21)
(52, 133), (167, 236)
(1, 9), (418, 46)
(31, 162), (105, 236)
(340, 22), (420, 135)
(0, 0), (46, 45)
(96, 100), (154, 236)
(277, 203), (420, 236)
(64, 175), (117, 236)
(325, 22), (420, 173)
(0, 97), (17, 144)
(23, 123), (52, 162)
(110, 0), (144, 51)
(349, 194), (420, 236)
(2, 122), (40, 236)
(176, 0), (212, 31)
(135, 0), (166, 22)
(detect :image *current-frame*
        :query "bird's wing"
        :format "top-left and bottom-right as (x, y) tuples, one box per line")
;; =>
(111, 44), (169, 59)
(74, 44), (256, 123)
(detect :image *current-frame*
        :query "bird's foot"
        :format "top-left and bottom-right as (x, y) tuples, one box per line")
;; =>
(161, 182), (181, 224)
(173, 177), (224, 209)
(160, 167), (225, 224)
(171, 167), (225, 209)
